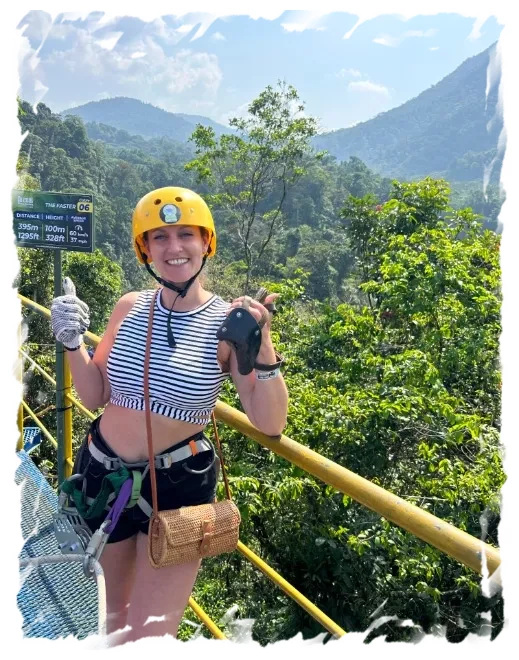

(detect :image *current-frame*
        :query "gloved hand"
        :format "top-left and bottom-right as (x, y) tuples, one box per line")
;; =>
(50, 277), (90, 350)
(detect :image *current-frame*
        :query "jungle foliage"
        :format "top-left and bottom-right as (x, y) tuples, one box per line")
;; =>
(15, 87), (504, 645)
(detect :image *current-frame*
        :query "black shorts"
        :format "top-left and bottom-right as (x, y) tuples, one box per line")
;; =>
(72, 417), (218, 543)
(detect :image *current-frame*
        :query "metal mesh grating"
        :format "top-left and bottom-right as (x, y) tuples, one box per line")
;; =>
(16, 450), (98, 639)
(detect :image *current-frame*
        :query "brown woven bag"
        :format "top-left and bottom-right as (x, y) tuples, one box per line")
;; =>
(144, 290), (241, 569)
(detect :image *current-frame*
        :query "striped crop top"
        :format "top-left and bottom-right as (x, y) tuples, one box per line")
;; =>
(106, 288), (230, 425)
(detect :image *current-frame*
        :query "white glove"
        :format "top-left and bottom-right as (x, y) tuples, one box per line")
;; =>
(50, 277), (90, 350)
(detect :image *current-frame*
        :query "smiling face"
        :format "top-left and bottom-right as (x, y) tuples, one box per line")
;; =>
(145, 225), (209, 284)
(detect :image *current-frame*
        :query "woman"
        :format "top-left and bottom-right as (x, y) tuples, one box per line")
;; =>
(50, 186), (288, 645)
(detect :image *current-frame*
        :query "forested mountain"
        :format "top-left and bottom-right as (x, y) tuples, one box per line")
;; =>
(60, 44), (502, 185)
(314, 43), (502, 183)
(61, 96), (231, 142)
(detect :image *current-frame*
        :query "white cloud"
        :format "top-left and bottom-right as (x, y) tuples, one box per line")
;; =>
(96, 32), (123, 51)
(336, 68), (362, 78)
(373, 35), (400, 47)
(212, 32), (226, 41)
(188, 15), (221, 41)
(348, 80), (390, 96)
(219, 101), (249, 125)
(281, 23), (308, 32)
(467, 15), (486, 40)
(145, 15), (209, 45)
(22, 22), (223, 112)
(429, 46), (440, 51)
(280, 10), (327, 33)
(374, 28), (437, 47)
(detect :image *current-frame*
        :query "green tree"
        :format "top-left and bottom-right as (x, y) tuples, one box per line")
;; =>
(191, 180), (503, 645)
(186, 81), (321, 292)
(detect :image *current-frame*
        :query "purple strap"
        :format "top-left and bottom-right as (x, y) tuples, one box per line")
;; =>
(104, 479), (133, 534)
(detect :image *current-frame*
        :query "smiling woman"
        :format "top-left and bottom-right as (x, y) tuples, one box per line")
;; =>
(48, 185), (288, 645)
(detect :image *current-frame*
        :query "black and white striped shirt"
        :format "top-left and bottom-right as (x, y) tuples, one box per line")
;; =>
(106, 289), (230, 425)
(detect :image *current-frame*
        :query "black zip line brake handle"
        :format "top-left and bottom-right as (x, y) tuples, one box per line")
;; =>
(216, 287), (277, 375)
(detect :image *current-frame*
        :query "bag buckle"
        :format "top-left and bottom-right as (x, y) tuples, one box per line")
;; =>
(200, 519), (212, 555)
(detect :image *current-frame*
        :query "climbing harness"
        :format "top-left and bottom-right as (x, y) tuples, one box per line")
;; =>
(87, 435), (214, 471)
(53, 434), (216, 574)
(53, 470), (139, 578)
(216, 287), (278, 375)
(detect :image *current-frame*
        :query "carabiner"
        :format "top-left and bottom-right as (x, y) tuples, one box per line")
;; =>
(182, 444), (216, 475)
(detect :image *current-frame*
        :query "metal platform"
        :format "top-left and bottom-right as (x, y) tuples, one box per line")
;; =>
(16, 450), (98, 639)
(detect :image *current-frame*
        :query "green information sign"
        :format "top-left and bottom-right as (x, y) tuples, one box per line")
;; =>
(12, 190), (95, 252)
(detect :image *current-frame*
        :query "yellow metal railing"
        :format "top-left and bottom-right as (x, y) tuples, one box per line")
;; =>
(18, 293), (501, 638)
(215, 401), (500, 577)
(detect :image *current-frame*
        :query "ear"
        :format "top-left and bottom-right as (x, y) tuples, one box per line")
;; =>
(200, 228), (210, 255)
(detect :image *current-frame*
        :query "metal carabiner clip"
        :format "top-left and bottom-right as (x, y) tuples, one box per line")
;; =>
(182, 443), (217, 475)
(82, 519), (111, 578)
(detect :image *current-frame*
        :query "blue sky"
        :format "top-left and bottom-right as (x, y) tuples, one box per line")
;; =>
(17, 10), (503, 132)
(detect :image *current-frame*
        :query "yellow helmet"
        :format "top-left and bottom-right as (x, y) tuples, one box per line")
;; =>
(132, 186), (216, 264)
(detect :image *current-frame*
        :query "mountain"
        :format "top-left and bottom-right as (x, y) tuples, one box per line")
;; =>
(61, 97), (231, 142)
(312, 44), (502, 183)
(61, 45), (502, 184)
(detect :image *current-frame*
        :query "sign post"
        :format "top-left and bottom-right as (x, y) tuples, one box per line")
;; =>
(13, 190), (95, 484)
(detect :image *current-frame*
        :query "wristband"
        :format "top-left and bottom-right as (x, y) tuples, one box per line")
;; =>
(64, 343), (82, 352)
(253, 351), (284, 372)
(256, 368), (280, 380)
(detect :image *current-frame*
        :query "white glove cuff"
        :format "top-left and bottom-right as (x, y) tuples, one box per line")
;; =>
(61, 334), (84, 350)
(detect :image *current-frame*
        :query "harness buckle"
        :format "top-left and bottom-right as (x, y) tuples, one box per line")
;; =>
(102, 456), (121, 470)
(155, 454), (172, 469)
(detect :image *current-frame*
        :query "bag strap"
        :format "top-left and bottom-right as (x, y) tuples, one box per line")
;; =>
(144, 290), (159, 516)
(144, 290), (233, 518)
(211, 412), (232, 500)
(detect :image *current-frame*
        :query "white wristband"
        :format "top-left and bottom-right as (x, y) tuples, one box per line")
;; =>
(255, 368), (280, 380)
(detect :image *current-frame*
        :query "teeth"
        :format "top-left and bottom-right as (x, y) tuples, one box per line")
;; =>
(166, 259), (188, 265)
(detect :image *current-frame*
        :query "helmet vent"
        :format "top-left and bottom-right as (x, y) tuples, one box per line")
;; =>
(154, 198), (161, 205)
(175, 196), (183, 202)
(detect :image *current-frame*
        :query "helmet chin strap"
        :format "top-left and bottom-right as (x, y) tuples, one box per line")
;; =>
(141, 250), (208, 298)
(139, 249), (209, 349)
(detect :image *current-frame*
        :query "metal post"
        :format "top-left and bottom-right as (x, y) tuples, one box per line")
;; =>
(17, 322), (24, 451)
(54, 250), (65, 485)
(64, 359), (73, 478)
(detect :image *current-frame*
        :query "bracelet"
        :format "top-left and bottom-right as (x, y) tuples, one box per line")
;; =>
(254, 350), (284, 371)
(64, 343), (82, 352)
(256, 368), (280, 380)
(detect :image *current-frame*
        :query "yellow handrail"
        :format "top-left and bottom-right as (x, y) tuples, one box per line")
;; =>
(214, 400), (500, 577)
(237, 541), (346, 638)
(20, 349), (96, 420)
(187, 598), (227, 639)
